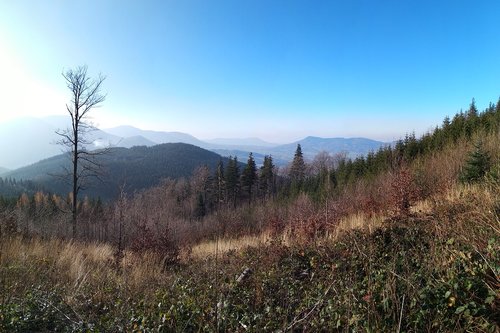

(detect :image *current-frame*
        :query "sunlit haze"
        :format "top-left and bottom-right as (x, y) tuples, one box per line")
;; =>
(0, 1), (499, 143)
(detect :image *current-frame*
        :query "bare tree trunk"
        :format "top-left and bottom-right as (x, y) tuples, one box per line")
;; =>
(55, 65), (107, 240)
(72, 120), (78, 239)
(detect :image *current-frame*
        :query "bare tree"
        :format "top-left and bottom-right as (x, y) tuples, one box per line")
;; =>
(311, 151), (334, 175)
(55, 65), (106, 239)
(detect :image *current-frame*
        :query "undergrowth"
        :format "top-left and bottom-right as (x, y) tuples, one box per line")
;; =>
(1, 182), (499, 332)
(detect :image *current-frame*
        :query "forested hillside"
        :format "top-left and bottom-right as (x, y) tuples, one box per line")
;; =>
(0, 99), (499, 331)
(3, 143), (237, 200)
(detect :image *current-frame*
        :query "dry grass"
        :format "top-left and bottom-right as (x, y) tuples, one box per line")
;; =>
(0, 235), (174, 304)
(328, 212), (385, 240)
(428, 181), (500, 251)
(189, 211), (389, 258)
(189, 232), (273, 259)
(411, 199), (433, 214)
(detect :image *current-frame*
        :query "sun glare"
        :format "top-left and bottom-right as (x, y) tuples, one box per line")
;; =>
(0, 40), (66, 123)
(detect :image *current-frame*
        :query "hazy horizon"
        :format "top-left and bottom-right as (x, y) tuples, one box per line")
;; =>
(0, 1), (499, 143)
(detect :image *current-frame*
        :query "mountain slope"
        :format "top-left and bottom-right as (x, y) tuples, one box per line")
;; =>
(5, 143), (233, 199)
(115, 135), (157, 148)
(104, 125), (205, 146)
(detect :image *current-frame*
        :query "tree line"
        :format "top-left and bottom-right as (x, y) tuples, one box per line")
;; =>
(285, 98), (500, 201)
(1, 97), (499, 243)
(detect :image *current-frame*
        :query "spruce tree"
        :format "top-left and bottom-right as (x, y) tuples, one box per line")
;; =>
(213, 160), (225, 208)
(225, 157), (240, 207)
(259, 155), (275, 198)
(241, 153), (257, 202)
(460, 141), (491, 183)
(289, 144), (306, 186)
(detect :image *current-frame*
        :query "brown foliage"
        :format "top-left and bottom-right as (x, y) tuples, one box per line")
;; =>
(389, 165), (419, 217)
(130, 222), (180, 268)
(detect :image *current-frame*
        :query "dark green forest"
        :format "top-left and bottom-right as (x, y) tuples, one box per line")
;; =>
(1, 143), (239, 200)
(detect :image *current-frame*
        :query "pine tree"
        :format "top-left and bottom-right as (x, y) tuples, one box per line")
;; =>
(241, 153), (257, 202)
(460, 141), (491, 183)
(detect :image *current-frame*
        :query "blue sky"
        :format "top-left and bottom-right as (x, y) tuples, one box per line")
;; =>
(0, 1), (499, 143)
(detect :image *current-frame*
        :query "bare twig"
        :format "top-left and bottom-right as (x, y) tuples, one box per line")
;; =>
(397, 294), (405, 333)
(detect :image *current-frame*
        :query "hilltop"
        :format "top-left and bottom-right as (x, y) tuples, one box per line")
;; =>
(3, 143), (237, 199)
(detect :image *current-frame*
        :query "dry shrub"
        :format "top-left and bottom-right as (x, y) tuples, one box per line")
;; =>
(269, 214), (286, 239)
(0, 210), (18, 236)
(286, 193), (329, 243)
(129, 222), (180, 268)
(388, 165), (419, 218)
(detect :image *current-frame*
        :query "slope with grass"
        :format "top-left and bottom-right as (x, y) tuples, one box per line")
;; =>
(0, 182), (498, 332)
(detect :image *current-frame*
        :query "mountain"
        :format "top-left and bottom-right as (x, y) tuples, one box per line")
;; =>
(268, 136), (387, 162)
(205, 137), (278, 147)
(4, 143), (234, 200)
(0, 115), (388, 170)
(210, 137), (387, 166)
(115, 135), (157, 148)
(210, 149), (289, 167)
(104, 125), (205, 146)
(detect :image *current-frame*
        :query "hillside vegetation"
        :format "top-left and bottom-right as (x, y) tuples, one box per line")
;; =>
(3, 143), (236, 200)
(0, 99), (499, 331)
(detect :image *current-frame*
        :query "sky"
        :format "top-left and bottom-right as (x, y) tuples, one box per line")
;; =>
(0, 1), (499, 143)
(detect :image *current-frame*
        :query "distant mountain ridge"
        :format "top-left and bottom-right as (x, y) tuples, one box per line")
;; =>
(0, 115), (387, 169)
(102, 126), (387, 164)
(270, 136), (387, 161)
(104, 125), (205, 146)
(204, 137), (278, 147)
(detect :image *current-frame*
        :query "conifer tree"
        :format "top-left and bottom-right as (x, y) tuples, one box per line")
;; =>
(194, 193), (206, 219)
(460, 141), (491, 183)
(225, 157), (240, 207)
(259, 155), (275, 198)
(289, 144), (306, 186)
(213, 160), (225, 208)
(241, 153), (257, 202)
(464, 98), (479, 137)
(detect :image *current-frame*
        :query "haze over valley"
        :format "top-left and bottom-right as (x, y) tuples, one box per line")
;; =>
(0, 115), (387, 170)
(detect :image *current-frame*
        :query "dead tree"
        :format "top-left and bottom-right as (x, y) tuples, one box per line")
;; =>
(55, 65), (107, 239)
